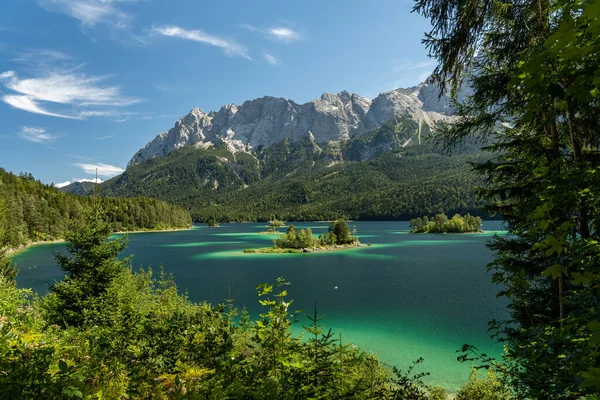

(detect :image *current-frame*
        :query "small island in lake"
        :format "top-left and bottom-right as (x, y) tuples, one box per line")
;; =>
(409, 213), (483, 233)
(245, 219), (361, 253)
(259, 219), (286, 234)
(207, 218), (220, 227)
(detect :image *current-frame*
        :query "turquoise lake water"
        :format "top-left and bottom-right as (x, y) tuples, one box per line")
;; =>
(12, 221), (508, 392)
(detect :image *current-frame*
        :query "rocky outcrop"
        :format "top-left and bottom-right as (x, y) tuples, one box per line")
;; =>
(128, 78), (456, 168)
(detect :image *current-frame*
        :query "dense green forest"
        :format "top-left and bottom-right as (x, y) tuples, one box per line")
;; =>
(0, 209), (508, 399)
(99, 126), (487, 223)
(0, 168), (192, 249)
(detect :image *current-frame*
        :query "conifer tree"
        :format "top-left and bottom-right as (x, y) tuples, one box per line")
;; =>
(414, 0), (600, 395)
(45, 204), (131, 327)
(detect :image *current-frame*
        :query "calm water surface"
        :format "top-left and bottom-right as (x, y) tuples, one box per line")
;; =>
(12, 221), (508, 392)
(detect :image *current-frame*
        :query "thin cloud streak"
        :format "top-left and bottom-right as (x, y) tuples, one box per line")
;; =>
(74, 162), (125, 177)
(37, 0), (130, 27)
(18, 126), (59, 143)
(0, 69), (140, 119)
(152, 25), (251, 59)
(263, 53), (279, 66)
(3, 95), (77, 119)
(241, 24), (301, 42)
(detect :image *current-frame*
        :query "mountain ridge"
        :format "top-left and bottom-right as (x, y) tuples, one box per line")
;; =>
(128, 78), (456, 167)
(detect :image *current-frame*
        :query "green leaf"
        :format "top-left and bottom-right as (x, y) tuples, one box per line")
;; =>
(545, 235), (564, 256)
(542, 264), (566, 279)
(59, 360), (68, 373)
(591, 87), (600, 98)
(572, 272), (594, 286)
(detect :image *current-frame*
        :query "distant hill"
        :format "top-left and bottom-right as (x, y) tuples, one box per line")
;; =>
(58, 181), (99, 196)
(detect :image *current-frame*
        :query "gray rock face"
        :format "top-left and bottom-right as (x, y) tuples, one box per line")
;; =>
(128, 78), (456, 168)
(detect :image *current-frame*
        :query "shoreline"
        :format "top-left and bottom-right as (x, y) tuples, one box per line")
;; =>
(6, 225), (193, 257)
(112, 226), (193, 235)
(244, 242), (366, 254)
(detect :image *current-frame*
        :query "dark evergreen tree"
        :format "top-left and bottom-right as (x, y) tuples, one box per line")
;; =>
(415, 0), (600, 395)
(45, 205), (131, 327)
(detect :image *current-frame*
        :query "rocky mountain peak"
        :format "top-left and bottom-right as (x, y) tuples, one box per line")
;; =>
(128, 77), (457, 167)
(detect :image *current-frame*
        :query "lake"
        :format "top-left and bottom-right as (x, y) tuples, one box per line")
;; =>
(12, 221), (508, 392)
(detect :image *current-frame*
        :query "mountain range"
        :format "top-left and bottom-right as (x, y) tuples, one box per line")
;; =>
(61, 79), (485, 221)
(127, 79), (457, 167)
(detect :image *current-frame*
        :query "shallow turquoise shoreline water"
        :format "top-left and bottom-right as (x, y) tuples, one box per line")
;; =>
(12, 220), (507, 392)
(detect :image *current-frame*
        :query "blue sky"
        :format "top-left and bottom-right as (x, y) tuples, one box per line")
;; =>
(0, 0), (434, 186)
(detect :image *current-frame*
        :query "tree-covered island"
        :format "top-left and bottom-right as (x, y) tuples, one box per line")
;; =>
(245, 219), (362, 253)
(409, 214), (482, 234)
(259, 219), (286, 234)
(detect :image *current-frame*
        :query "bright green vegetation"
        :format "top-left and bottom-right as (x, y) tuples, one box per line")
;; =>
(246, 220), (360, 253)
(99, 121), (487, 222)
(415, 0), (600, 396)
(410, 214), (482, 234)
(0, 209), (511, 399)
(265, 219), (285, 233)
(0, 168), (192, 250)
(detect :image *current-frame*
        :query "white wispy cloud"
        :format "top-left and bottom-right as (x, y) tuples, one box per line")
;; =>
(94, 135), (113, 140)
(74, 162), (124, 177)
(13, 49), (73, 64)
(37, 0), (131, 28)
(152, 25), (251, 59)
(55, 177), (103, 188)
(242, 25), (301, 42)
(18, 126), (59, 143)
(0, 69), (140, 119)
(4, 95), (75, 118)
(268, 27), (300, 42)
(263, 53), (279, 66)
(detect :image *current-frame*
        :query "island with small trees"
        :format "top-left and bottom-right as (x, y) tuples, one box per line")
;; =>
(245, 219), (362, 253)
(409, 213), (483, 234)
(207, 218), (220, 227)
(260, 219), (286, 234)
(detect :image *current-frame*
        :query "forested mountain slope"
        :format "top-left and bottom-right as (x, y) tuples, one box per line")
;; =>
(58, 181), (98, 196)
(100, 117), (486, 222)
(0, 169), (192, 249)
